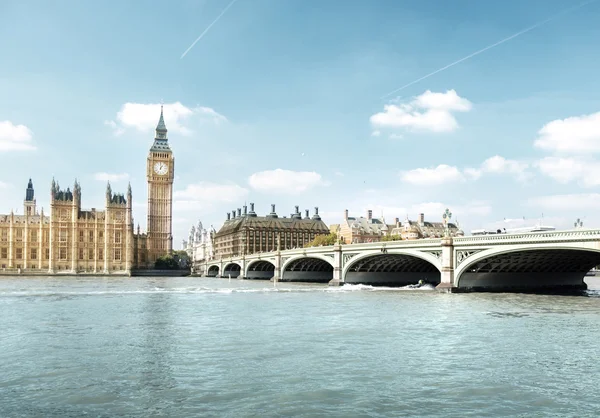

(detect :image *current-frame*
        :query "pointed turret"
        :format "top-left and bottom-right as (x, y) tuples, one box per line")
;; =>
(150, 106), (171, 151)
(24, 178), (37, 216)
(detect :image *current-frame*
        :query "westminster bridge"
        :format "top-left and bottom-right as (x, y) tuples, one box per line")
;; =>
(193, 229), (600, 293)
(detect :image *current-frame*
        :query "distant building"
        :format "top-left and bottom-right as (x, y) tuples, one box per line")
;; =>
(183, 220), (215, 264)
(336, 209), (462, 244)
(213, 204), (330, 258)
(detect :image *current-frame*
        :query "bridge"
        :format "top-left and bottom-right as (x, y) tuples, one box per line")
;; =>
(193, 229), (600, 293)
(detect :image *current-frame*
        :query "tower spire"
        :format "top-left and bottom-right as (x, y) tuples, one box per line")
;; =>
(156, 105), (167, 136)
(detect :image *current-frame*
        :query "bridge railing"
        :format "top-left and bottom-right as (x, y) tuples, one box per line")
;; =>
(453, 229), (600, 245)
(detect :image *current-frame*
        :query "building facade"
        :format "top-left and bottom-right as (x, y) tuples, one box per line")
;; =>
(0, 108), (174, 274)
(334, 209), (462, 244)
(182, 220), (216, 265)
(213, 204), (330, 259)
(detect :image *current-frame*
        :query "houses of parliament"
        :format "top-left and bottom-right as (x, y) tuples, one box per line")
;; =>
(0, 109), (174, 274)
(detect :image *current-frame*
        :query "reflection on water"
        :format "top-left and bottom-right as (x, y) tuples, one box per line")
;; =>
(0, 276), (599, 417)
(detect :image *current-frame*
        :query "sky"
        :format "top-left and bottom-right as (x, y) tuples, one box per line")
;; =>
(2, 0), (600, 245)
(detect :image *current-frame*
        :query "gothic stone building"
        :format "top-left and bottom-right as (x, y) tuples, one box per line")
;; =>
(213, 204), (330, 259)
(0, 108), (174, 274)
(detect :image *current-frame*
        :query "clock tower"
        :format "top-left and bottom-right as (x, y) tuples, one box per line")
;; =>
(146, 106), (174, 263)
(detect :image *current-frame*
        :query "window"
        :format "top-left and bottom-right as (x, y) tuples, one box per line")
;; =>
(59, 248), (67, 260)
(114, 248), (121, 261)
(16, 248), (22, 259)
(89, 231), (94, 242)
(31, 248), (37, 260)
(79, 248), (84, 260)
(16, 229), (23, 241)
(0, 248), (7, 259)
(115, 231), (121, 244)
(88, 249), (94, 260)
(99, 249), (103, 261)
(45, 249), (50, 259)
(1, 230), (7, 242)
(79, 231), (84, 243)
(43, 231), (49, 243)
(31, 230), (38, 242)
(59, 230), (67, 243)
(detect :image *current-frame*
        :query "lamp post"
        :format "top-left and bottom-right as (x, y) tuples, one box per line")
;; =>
(442, 208), (452, 237)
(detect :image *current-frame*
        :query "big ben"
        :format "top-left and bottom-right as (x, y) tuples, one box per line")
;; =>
(146, 106), (174, 263)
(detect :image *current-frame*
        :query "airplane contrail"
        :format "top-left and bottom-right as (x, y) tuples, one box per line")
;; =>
(181, 0), (240, 59)
(380, 0), (598, 99)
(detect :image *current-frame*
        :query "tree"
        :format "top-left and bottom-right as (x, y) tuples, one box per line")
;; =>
(304, 233), (338, 247)
(154, 255), (179, 270)
(381, 234), (403, 242)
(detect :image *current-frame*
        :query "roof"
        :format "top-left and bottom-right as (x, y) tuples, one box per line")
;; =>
(215, 215), (330, 236)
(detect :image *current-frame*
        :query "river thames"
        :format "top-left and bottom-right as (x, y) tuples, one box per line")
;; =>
(1, 276), (600, 417)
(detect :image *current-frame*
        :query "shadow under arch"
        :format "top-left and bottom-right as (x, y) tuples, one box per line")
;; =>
(207, 265), (219, 277)
(344, 252), (441, 287)
(223, 262), (241, 278)
(456, 248), (600, 293)
(246, 260), (275, 280)
(281, 256), (334, 283)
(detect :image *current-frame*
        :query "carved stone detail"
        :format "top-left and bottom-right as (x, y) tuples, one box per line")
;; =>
(424, 250), (442, 259)
(456, 250), (482, 265)
(343, 253), (357, 265)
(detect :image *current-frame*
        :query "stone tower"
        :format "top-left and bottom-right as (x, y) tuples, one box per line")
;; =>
(24, 178), (36, 216)
(146, 106), (175, 263)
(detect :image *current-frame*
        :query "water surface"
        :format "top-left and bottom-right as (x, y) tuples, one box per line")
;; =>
(1, 276), (600, 417)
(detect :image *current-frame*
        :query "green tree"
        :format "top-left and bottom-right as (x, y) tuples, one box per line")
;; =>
(154, 255), (179, 270)
(304, 233), (338, 247)
(381, 234), (403, 242)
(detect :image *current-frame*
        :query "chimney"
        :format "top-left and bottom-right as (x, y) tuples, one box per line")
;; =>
(312, 206), (321, 220)
(419, 213), (425, 225)
(305, 209), (310, 219)
(268, 204), (278, 218)
(344, 209), (349, 220)
(295, 205), (299, 214)
(237, 208), (241, 217)
(243, 205), (247, 216)
(395, 217), (400, 227)
(367, 209), (373, 221)
(227, 213), (231, 220)
(232, 210), (236, 219)
(271, 204), (276, 213)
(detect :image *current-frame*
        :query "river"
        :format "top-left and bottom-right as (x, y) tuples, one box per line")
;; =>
(1, 276), (599, 417)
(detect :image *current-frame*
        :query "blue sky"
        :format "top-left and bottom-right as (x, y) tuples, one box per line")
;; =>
(2, 0), (600, 244)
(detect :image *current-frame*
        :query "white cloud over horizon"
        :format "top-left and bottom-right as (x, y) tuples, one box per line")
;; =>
(248, 169), (328, 194)
(534, 111), (600, 153)
(174, 181), (249, 211)
(370, 89), (472, 133)
(401, 155), (530, 186)
(0, 120), (36, 152)
(106, 102), (227, 136)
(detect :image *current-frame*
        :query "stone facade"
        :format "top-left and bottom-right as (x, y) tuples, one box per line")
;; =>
(0, 108), (174, 274)
(213, 204), (330, 258)
(183, 220), (216, 265)
(334, 209), (462, 244)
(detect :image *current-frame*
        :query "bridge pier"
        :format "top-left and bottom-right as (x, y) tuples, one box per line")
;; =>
(269, 252), (282, 283)
(328, 244), (343, 286)
(436, 237), (457, 293)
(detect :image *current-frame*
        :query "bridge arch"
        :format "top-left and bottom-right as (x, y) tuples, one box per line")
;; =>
(207, 265), (220, 277)
(455, 245), (600, 292)
(281, 254), (335, 283)
(223, 262), (242, 278)
(245, 260), (276, 280)
(343, 249), (442, 287)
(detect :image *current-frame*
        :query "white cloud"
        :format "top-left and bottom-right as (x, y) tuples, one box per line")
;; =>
(389, 133), (403, 140)
(536, 156), (600, 187)
(371, 130), (381, 137)
(534, 111), (600, 153)
(400, 164), (464, 186)
(527, 193), (600, 210)
(370, 89), (472, 133)
(0, 181), (9, 189)
(248, 169), (327, 194)
(334, 171), (344, 177)
(402, 155), (529, 186)
(174, 181), (248, 211)
(106, 102), (227, 136)
(0, 121), (36, 152)
(480, 155), (530, 181)
(94, 172), (130, 182)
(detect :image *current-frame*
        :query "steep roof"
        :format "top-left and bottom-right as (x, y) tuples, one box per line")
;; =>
(215, 215), (329, 236)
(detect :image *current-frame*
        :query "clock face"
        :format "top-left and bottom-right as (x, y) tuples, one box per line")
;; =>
(153, 162), (168, 175)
